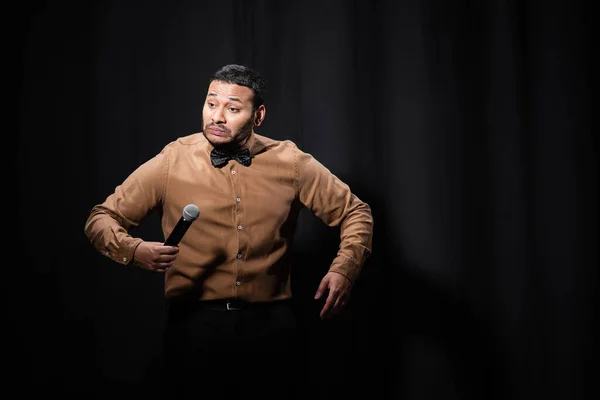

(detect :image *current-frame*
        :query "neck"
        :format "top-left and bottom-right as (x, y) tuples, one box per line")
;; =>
(224, 131), (253, 152)
(236, 132), (252, 149)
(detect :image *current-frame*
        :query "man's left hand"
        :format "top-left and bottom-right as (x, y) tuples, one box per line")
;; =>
(314, 271), (353, 320)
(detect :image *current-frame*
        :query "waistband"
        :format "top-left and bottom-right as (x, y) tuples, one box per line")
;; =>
(166, 298), (291, 313)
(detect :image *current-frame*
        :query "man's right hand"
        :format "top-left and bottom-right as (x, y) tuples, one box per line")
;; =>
(133, 241), (179, 272)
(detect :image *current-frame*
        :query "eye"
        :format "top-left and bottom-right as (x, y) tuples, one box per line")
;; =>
(229, 107), (239, 113)
(207, 102), (216, 108)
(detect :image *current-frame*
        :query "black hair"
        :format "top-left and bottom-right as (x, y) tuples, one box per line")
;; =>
(210, 64), (267, 111)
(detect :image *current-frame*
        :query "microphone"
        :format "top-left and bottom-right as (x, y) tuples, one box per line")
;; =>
(164, 204), (200, 246)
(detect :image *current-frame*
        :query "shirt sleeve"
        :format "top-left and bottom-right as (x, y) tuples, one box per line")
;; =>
(84, 145), (171, 265)
(293, 145), (374, 283)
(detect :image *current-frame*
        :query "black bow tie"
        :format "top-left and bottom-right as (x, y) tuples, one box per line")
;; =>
(210, 147), (252, 168)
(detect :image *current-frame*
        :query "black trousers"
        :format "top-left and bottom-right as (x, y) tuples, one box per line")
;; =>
(161, 300), (299, 400)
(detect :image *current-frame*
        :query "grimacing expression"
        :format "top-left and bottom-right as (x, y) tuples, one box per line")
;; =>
(202, 80), (265, 148)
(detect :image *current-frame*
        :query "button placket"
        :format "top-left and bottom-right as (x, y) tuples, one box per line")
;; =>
(230, 164), (244, 295)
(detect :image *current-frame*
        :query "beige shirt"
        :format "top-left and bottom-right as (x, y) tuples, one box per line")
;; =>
(84, 132), (374, 302)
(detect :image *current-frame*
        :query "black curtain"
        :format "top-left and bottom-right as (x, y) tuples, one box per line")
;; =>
(16, 1), (593, 399)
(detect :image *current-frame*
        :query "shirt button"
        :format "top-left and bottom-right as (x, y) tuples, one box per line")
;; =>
(236, 281), (241, 286)
(122, 257), (127, 262)
(105, 251), (110, 256)
(237, 225), (242, 230)
(236, 197), (241, 203)
(237, 253), (242, 259)
(232, 170), (236, 175)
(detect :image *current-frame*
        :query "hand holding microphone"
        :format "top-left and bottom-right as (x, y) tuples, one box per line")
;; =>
(133, 204), (200, 272)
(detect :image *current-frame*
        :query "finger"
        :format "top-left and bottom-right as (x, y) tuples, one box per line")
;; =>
(161, 246), (179, 255)
(154, 261), (173, 271)
(333, 296), (349, 317)
(320, 291), (337, 319)
(314, 278), (330, 300)
(158, 254), (178, 263)
(333, 293), (346, 310)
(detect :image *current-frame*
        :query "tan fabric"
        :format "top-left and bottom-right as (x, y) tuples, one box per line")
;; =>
(84, 132), (373, 302)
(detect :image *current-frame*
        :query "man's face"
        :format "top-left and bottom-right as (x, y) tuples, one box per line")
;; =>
(202, 80), (263, 148)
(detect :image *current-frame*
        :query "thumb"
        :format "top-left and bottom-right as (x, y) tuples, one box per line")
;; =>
(314, 277), (330, 299)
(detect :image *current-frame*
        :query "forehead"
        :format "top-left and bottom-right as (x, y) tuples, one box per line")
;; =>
(206, 80), (254, 102)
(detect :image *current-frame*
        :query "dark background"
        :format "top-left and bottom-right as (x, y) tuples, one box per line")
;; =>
(15, 0), (593, 399)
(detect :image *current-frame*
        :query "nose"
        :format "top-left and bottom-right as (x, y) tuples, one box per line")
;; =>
(211, 106), (226, 124)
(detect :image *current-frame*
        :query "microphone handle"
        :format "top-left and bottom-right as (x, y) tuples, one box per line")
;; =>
(164, 217), (193, 246)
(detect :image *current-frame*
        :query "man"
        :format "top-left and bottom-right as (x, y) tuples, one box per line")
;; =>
(84, 64), (374, 399)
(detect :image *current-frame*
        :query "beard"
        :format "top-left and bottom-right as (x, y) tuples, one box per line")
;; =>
(202, 115), (254, 151)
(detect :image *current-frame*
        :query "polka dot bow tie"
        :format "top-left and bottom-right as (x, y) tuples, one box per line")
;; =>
(210, 147), (252, 168)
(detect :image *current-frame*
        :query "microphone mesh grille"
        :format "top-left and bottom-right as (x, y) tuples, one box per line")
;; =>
(183, 204), (200, 221)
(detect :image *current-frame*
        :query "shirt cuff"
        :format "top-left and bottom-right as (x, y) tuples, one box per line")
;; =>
(104, 237), (143, 265)
(328, 255), (362, 284)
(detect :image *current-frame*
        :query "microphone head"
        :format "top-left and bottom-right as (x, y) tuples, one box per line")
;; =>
(182, 204), (200, 222)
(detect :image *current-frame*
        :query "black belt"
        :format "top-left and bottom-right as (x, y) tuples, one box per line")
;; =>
(167, 298), (290, 313)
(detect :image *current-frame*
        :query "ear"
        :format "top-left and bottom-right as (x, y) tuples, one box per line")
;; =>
(253, 105), (266, 127)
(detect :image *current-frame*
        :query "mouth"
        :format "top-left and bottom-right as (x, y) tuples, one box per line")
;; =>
(206, 126), (228, 136)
